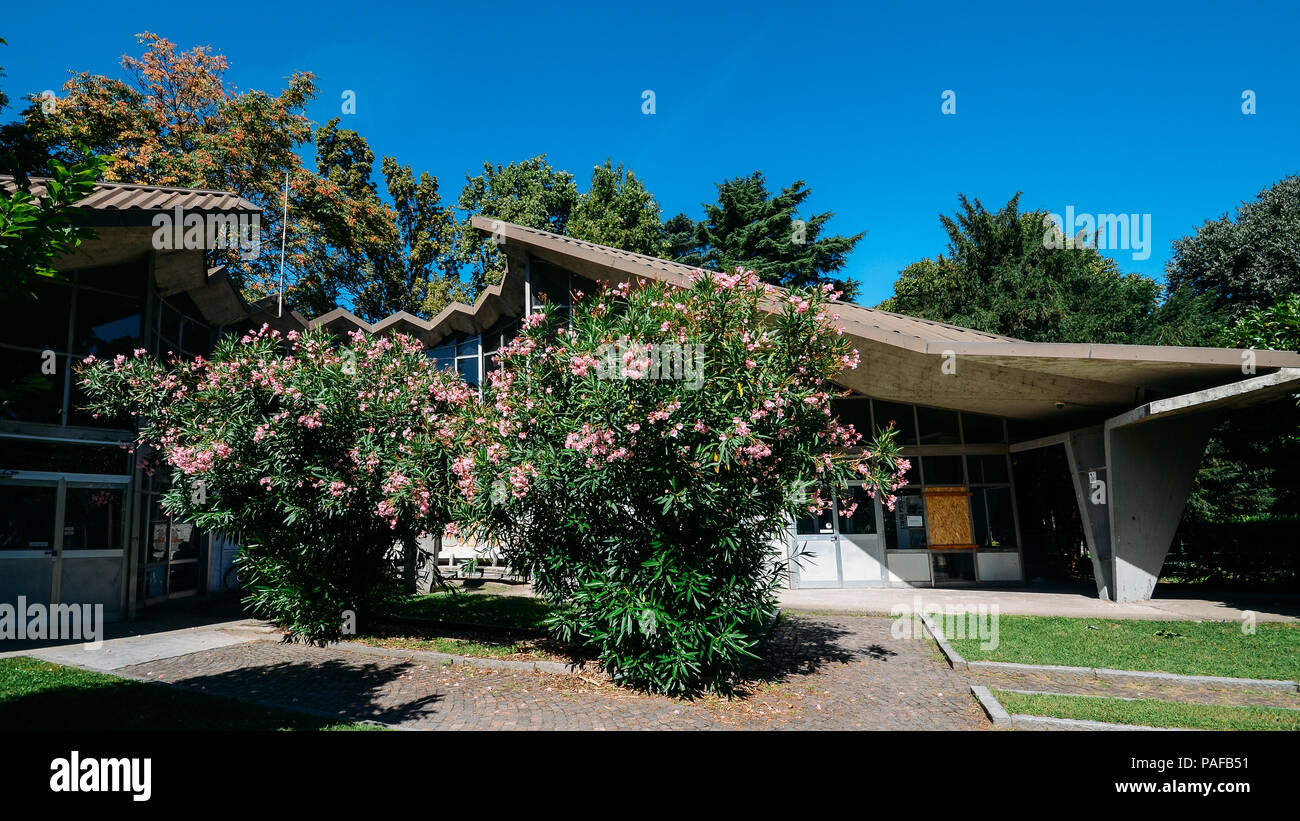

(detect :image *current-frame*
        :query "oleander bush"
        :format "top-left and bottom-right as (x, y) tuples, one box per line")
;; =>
(452, 269), (907, 694)
(77, 325), (471, 641)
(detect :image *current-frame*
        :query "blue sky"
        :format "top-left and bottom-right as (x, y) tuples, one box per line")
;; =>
(4, 0), (1298, 305)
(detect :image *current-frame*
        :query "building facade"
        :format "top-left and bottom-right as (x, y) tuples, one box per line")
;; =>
(6, 183), (1299, 621)
(310, 216), (1300, 603)
(0, 178), (273, 621)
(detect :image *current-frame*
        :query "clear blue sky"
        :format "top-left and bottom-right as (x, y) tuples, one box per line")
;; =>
(4, 0), (1298, 305)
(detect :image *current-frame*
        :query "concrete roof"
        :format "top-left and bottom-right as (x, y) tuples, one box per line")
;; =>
(126, 204), (1295, 425)
(466, 217), (1300, 423)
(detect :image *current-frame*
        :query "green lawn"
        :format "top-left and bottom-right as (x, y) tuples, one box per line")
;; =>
(0, 657), (383, 731)
(993, 688), (1300, 731)
(945, 615), (1300, 681)
(392, 591), (555, 630)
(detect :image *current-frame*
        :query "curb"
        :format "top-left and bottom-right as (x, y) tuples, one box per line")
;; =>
(969, 685), (1012, 727)
(331, 639), (593, 676)
(1008, 714), (1184, 731)
(969, 684), (1185, 731)
(919, 617), (1299, 692)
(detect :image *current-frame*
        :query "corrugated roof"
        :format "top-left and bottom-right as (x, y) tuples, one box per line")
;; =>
(0, 175), (260, 213)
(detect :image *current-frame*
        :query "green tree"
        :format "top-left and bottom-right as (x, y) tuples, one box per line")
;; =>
(659, 212), (701, 261)
(679, 172), (864, 299)
(880, 194), (1160, 343)
(568, 159), (663, 255)
(302, 119), (465, 321)
(0, 146), (105, 302)
(457, 155), (578, 293)
(10, 33), (411, 319)
(1166, 176), (1300, 322)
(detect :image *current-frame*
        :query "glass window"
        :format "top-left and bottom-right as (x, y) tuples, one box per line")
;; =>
(872, 400), (916, 446)
(530, 261), (570, 309)
(795, 506), (835, 535)
(426, 343), (456, 368)
(922, 455), (964, 485)
(457, 357), (479, 386)
(181, 317), (211, 355)
(77, 263), (145, 297)
(158, 303), (182, 350)
(456, 336), (480, 357)
(932, 551), (977, 582)
(916, 406), (961, 445)
(0, 438), (130, 475)
(831, 397), (872, 435)
(836, 485), (877, 535)
(967, 454), (1010, 484)
(0, 279), (72, 351)
(962, 412), (1006, 443)
(972, 487), (1017, 549)
(73, 291), (144, 357)
(143, 564), (166, 599)
(0, 484), (57, 549)
(62, 487), (124, 550)
(0, 349), (65, 424)
(169, 561), (199, 594)
(883, 490), (927, 549)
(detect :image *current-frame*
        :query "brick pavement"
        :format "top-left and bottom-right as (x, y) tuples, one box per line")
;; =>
(114, 614), (991, 730)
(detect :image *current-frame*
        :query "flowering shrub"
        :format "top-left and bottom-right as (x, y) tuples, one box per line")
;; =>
(453, 269), (906, 694)
(77, 325), (472, 641)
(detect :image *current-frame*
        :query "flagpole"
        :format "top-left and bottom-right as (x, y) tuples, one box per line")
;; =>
(277, 171), (289, 318)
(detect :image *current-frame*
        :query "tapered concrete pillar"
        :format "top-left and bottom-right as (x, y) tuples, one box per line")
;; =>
(1104, 413), (1214, 603)
(1064, 426), (1114, 600)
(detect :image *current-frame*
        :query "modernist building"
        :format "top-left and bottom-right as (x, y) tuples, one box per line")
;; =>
(5, 183), (1298, 622)
(0, 177), (280, 621)
(309, 216), (1300, 603)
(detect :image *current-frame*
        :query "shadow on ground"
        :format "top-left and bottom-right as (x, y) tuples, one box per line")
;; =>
(151, 654), (446, 726)
(742, 615), (895, 687)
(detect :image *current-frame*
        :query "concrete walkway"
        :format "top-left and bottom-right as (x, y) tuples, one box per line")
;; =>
(0, 616), (278, 672)
(777, 586), (1300, 623)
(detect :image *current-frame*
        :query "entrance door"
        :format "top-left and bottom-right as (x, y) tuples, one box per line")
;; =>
(837, 485), (885, 586)
(0, 472), (129, 619)
(0, 477), (60, 604)
(791, 484), (886, 588)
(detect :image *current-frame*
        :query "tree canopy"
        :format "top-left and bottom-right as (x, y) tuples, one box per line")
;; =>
(664, 172), (864, 299)
(879, 193), (1160, 343)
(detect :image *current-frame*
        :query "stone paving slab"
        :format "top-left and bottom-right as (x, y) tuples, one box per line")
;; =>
(112, 615), (990, 731)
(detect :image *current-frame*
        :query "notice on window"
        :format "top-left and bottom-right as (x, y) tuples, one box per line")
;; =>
(906, 515), (923, 528)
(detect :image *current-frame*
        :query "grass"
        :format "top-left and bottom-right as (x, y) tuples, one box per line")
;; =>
(943, 615), (1300, 681)
(392, 591), (555, 630)
(993, 688), (1300, 731)
(0, 657), (383, 731)
(349, 591), (573, 661)
(347, 632), (548, 660)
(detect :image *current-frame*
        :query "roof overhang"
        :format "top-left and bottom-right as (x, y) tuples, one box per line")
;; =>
(471, 216), (1300, 423)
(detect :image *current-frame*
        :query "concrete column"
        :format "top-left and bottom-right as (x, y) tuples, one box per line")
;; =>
(1064, 426), (1113, 600)
(1104, 413), (1213, 603)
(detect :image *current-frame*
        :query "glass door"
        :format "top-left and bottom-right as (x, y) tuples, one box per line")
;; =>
(791, 484), (885, 588)
(0, 477), (60, 605)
